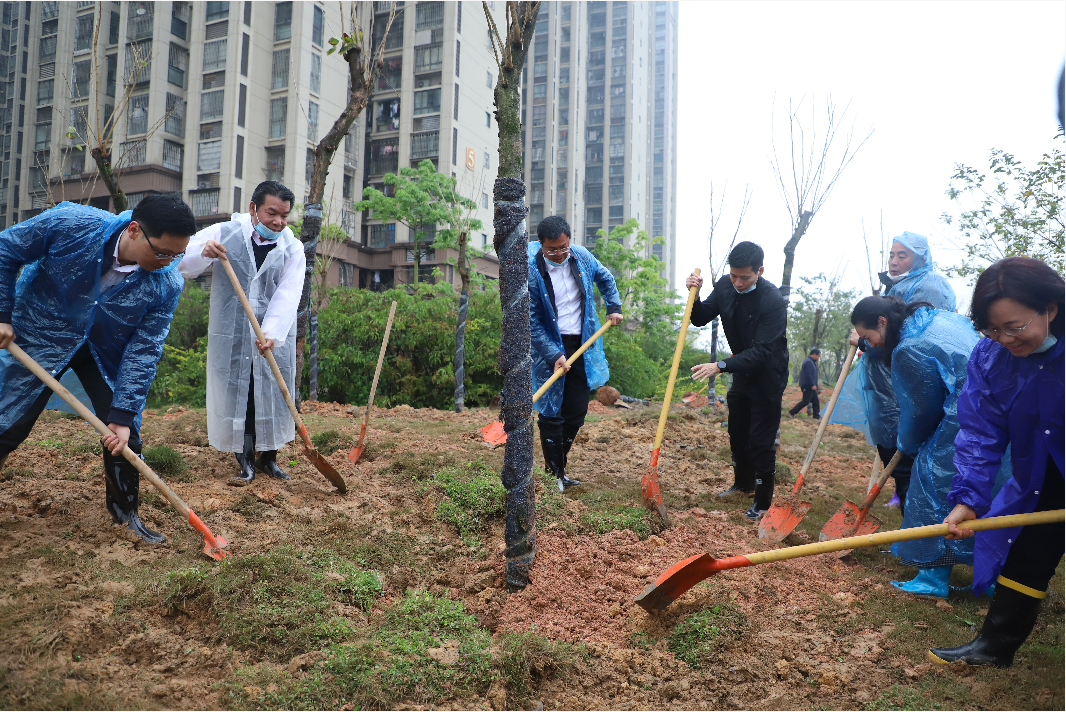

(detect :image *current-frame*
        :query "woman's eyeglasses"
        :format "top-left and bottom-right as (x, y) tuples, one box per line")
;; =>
(981, 315), (1035, 339)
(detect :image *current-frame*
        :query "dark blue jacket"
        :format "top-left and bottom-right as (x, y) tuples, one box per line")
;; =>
(798, 356), (818, 389)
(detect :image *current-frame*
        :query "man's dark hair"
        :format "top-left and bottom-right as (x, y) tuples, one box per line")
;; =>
(537, 215), (571, 243)
(251, 180), (296, 209)
(131, 192), (196, 238)
(809, 347), (821, 355)
(970, 256), (1064, 338)
(728, 241), (764, 271)
(851, 295), (934, 367)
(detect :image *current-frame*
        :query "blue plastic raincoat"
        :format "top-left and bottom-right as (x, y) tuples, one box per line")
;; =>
(888, 308), (1008, 567)
(528, 242), (621, 418)
(949, 337), (1064, 594)
(831, 232), (957, 445)
(0, 202), (183, 431)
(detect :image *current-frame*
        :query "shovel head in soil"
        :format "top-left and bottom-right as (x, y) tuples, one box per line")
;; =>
(480, 420), (508, 448)
(635, 553), (733, 612)
(819, 503), (882, 541)
(758, 495), (812, 542)
(641, 450), (671, 527)
(303, 442), (346, 492)
(349, 423), (369, 464)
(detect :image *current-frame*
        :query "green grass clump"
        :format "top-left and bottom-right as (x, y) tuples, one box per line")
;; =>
(142, 445), (188, 477)
(311, 429), (352, 456)
(582, 503), (663, 539)
(432, 461), (505, 543)
(335, 570), (384, 611)
(385, 450), (460, 482)
(667, 603), (747, 667)
(495, 631), (583, 704)
(0, 466), (35, 481)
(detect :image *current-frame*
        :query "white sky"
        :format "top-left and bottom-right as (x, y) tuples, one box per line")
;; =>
(674, 0), (1065, 332)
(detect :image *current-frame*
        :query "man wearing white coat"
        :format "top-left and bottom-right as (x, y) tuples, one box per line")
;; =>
(178, 181), (304, 486)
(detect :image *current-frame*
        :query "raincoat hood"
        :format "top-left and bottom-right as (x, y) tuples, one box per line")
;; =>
(878, 231), (957, 312)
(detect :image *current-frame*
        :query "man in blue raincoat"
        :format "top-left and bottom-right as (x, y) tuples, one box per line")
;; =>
(0, 195), (197, 543)
(841, 232), (957, 513)
(529, 216), (622, 493)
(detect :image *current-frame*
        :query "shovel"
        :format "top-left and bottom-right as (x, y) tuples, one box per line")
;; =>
(480, 321), (613, 447)
(218, 255), (346, 493)
(3, 342), (231, 560)
(819, 451), (902, 541)
(635, 509), (1065, 612)
(758, 343), (857, 542)
(349, 300), (397, 464)
(641, 268), (701, 527)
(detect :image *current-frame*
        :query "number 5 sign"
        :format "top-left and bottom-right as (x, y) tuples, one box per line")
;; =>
(465, 148), (476, 170)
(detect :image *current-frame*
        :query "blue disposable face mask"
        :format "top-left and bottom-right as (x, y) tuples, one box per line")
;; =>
(252, 209), (284, 241)
(734, 280), (757, 294)
(1032, 314), (1058, 354)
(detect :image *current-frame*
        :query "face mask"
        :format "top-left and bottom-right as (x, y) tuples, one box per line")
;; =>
(545, 253), (570, 267)
(1032, 313), (1058, 354)
(734, 280), (757, 294)
(888, 271), (910, 283)
(252, 209), (284, 241)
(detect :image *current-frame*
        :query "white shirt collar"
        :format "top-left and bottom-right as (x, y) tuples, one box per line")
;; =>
(112, 228), (141, 274)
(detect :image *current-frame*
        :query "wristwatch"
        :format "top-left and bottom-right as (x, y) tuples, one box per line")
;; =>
(716, 360), (727, 371)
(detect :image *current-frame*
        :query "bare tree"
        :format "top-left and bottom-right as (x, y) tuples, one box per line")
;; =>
(705, 181), (750, 366)
(858, 211), (889, 296)
(483, 0), (540, 589)
(294, 1), (398, 403)
(769, 96), (872, 299)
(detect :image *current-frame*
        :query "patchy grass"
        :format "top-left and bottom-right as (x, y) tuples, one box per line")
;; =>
(431, 460), (506, 544)
(495, 631), (584, 705)
(385, 450), (461, 482)
(667, 602), (748, 668)
(582, 502), (664, 539)
(142, 445), (188, 478)
(310, 429), (353, 456)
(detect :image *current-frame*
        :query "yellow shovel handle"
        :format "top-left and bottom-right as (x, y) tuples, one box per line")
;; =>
(532, 321), (612, 404)
(653, 269), (701, 451)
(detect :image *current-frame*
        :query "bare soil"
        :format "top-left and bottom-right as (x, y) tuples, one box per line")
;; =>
(0, 385), (1062, 710)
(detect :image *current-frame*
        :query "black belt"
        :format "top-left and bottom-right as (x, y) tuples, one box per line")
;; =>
(561, 334), (582, 343)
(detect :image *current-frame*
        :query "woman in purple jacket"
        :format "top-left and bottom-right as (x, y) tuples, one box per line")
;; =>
(930, 257), (1064, 668)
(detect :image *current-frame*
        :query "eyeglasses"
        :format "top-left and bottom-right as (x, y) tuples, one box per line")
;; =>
(143, 231), (185, 262)
(543, 243), (570, 257)
(981, 315), (1035, 339)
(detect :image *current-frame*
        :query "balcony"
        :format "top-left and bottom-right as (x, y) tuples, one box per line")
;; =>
(410, 130), (439, 160)
(414, 42), (443, 72)
(120, 140), (147, 167)
(190, 188), (220, 217)
(415, 2), (443, 30)
(126, 3), (154, 41)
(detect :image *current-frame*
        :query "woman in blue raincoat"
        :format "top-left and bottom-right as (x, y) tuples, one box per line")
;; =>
(927, 258), (1064, 668)
(0, 196), (197, 543)
(835, 232), (958, 512)
(528, 216), (622, 492)
(850, 294), (1005, 599)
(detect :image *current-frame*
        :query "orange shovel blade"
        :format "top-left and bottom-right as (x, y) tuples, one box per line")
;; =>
(189, 510), (231, 561)
(348, 423), (368, 464)
(305, 445), (347, 493)
(480, 420), (507, 447)
(635, 553), (716, 612)
(758, 495), (812, 542)
(819, 499), (882, 541)
(641, 459), (670, 526)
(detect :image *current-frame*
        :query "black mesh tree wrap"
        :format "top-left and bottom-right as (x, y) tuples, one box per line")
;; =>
(453, 289), (469, 411)
(492, 176), (536, 587)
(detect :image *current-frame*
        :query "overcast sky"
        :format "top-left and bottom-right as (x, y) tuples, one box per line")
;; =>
(674, 0), (1065, 329)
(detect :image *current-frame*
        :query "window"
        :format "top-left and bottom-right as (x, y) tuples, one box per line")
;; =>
(165, 93), (184, 135)
(482, 193), (489, 209)
(484, 151), (489, 169)
(171, 1), (190, 39)
(451, 127), (458, 165)
(265, 145), (285, 179)
(206, 2), (230, 21)
(456, 1), (462, 32)
(33, 122), (50, 150)
(342, 173), (352, 198)
(235, 134), (244, 177)
(369, 137), (398, 174)
(414, 42), (443, 72)
(413, 89), (440, 116)
(240, 33), (250, 75)
(309, 54), (321, 94)
(415, 2), (443, 29)
(202, 71), (225, 90)
(378, 55), (402, 90)
(269, 97), (287, 137)
(453, 83), (459, 120)
(71, 60), (91, 99)
(410, 130), (438, 159)
(127, 2), (154, 41)
(205, 23), (228, 41)
(305, 147), (314, 183)
(200, 89), (224, 120)
(274, 2), (292, 41)
(190, 188), (220, 216)
(376, 98), (400, 132)
(162, 140), (184, 171)
(198, 140), (222, 171)
(312, 5), (324, 46)
(485, 111), (490, 127)
(203, 39), (227, 71)
(454, 39), (460, 76)
(533, 84), (546, 99)
(36, 80), (53, 106)
(39, 36), (56, 63)
(122, 139), (147, 166)
(168, 43), (189, 88)
(109, 10), (120, 44)
(234, 186), (243, 213)
(128, 94), (149, 134)
(534, 61), (546, 78)
(75, 13), (93, 51)
(237, 83), (247, 126)
(369, 223), (395, 248)
(244, 1), (252, 25)
(271, 49), (289, 89)
(307, 101), (318, 141)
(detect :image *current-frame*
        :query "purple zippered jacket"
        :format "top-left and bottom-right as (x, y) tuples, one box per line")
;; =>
(950, 336), (1065, 594)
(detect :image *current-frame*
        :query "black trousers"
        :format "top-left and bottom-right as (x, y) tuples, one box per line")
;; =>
(788, 387), (820, 417)
(726, 381), (782, 475)
(244, 370), (256, 438)
(876, 444), (913, 514)
(537, 334), (589, 439)
(999, 456), (1065, 593)
(0, 344), (142, 456)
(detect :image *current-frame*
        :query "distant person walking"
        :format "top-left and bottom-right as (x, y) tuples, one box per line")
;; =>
(687, 242), (789, 521)
(788, 348), (821, 419)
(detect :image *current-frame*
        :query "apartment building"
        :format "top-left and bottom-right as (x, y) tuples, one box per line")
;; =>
(519, 0), (678, 290)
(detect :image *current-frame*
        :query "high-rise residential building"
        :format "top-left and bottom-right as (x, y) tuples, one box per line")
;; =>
(5, 0), (502, 292)
(520, 0), (678, 290)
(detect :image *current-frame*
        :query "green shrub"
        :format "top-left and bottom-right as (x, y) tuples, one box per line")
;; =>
(142, 445), (187, 477)
(602, 328), (660, 398)
(148, 344), (207, 407)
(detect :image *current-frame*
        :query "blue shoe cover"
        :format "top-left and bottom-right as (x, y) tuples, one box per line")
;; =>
(890, 566), (951, 599)
(981, 582), (996, 598)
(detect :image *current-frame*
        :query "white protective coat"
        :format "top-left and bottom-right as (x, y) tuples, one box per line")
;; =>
(181, 216), (304, 452)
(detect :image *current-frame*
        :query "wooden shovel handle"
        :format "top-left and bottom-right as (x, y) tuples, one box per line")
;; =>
(362, 301), (397, 429)
(653, 268), (701, 451)
(217, 255), (312, 450)
(864, 450), (902, 508)
(795, 343), (858, 488)
(532, 321), (612, 404)
(4, 342), (191, 519)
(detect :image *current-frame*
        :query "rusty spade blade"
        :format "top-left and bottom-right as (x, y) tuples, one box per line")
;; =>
(819, 452), (902, 541)
(641, 454), (670, 527)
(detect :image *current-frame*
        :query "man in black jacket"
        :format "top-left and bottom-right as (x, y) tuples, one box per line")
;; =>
(688, 242), (789, 521)
(788, 348), (821, 419)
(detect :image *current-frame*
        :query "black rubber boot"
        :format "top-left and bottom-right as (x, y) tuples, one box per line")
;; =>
(102, 451), (166, 544)
(745, 470), (775, 522)
(928, 582), (1043, 668)
(540, 423), (579, 493)
(229, 434), (256, 487)
(256, 450), (290, 480)
(718, 459), (755, 497)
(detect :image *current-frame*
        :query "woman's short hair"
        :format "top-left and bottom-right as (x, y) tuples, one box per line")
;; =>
(970, 257), (1064, 337)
